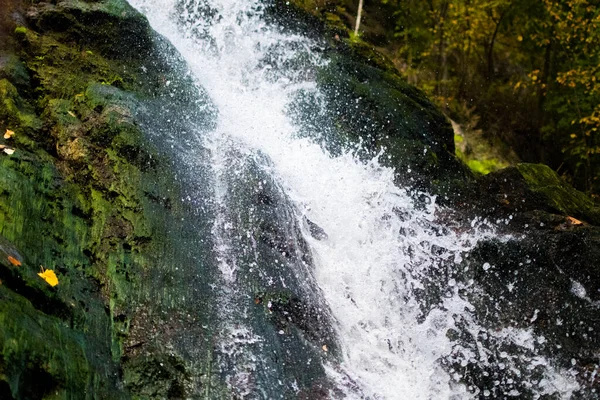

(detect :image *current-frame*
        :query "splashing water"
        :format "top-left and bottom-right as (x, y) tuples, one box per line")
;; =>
(128, 0), (580, 398)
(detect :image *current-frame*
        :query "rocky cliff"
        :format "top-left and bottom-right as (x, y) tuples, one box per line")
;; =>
(0, 0), (598, 398)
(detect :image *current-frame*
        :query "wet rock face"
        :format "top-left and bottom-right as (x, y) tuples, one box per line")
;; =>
(271, 0), (469, 193)
(1, 0), (599, 398)
(0, 0), (217, 398)
(278, 2), (600, 396)
(204, 147), (339, 397)
(431, 163), (600, 397)
(0, 0), (337, 397)
(456, 233), (600, 397)
(24, 1), (154, 60)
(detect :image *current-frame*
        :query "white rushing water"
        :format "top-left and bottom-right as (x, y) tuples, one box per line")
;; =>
(127, 0), (580, 398)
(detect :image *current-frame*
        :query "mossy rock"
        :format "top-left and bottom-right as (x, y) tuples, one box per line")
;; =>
(339, 36), (398, 75)
(516, 163), (600, 225)
(273, 0), (466, 192)
(0, 78), (42, 135)
(0, 0), (218, 397)
(0, 55), (30, 91)
(24, 0), (154, 60)
(0, 148), (127, 399)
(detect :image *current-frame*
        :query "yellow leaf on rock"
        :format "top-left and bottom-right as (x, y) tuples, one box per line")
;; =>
(38, 267), (59, 287)
(7, 256), (21, 267)
(3, 148), (15, 155)
(4, 129), (14, 139)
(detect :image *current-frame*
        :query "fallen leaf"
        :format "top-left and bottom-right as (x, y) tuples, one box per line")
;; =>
(4, 129), (14, 139)
(322, 345), (328, 352)
(38, 267), (59, 287)
(3, 148), (15, 155)
(68, 111), (76, 118)
(567, 216), (583, 226)
(7, 255), (21, 267)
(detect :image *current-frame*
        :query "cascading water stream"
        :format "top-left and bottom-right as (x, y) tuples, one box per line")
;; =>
(128, 0), (581, 398)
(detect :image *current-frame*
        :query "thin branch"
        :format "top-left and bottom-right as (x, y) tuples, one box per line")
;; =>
(354, 0), (364, 36)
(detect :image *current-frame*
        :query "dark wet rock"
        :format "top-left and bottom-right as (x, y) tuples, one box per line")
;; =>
(278, 2), (600, 397)
(304, 216), (328, 241)
(207, 147), (339, 396)
(274, 0), (469, 193)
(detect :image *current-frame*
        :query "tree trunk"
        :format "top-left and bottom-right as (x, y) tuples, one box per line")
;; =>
(536, 39), (553, 161)
(486, 4), (512, 82)
(434, 1), (449, 99)
(354, 0), (364, 36)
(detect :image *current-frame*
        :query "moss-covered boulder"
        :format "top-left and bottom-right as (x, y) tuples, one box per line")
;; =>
(516, 163), (600, 225)
(0, 0), (221, 398)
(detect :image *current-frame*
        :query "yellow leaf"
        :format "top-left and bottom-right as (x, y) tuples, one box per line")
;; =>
(38, 267), (59, 287)
(4, 129), (14, 139)
(3, 148), (15, 155)
(68, 111), (76, 118)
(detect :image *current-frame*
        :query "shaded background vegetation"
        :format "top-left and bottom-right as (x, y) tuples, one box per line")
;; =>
(296, 0), (600, 196)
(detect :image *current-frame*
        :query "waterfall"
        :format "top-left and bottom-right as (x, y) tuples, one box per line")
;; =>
(127, 0), (580, 398)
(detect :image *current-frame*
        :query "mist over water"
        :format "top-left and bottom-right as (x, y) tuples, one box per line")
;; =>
(128, 0), (580, 398)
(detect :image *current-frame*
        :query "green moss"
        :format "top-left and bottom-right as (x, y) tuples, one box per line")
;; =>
(517, 163), (600, 224)
(0, 1), (192, 396)
(0, 55), (30, 89)
(342, 37), (398, 75)
(466, 158), (504, 175)
(0, 147), (129, 398)
(517, 163), (563, 187)
(453, 122), (516, 176)
(0, 79), (42, 135)
(15, 29), (128, 102)
(0, 288), (90, 399)
(13, 26), (26, 36)
(324, 10), (348, 33)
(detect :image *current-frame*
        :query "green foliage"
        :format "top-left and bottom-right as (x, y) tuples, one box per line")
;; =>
(284, 0), (600, 195)
(370, 0), (600, 195)
(540, 0), (600, 194)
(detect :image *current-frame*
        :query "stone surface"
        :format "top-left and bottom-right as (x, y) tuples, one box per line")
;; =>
(0, 0), (598, 398)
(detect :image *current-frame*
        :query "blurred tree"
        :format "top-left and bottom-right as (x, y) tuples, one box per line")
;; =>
(377, 0), (599, 194)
